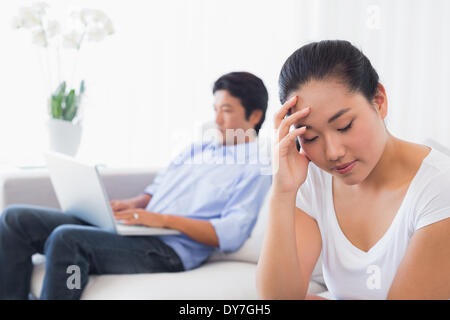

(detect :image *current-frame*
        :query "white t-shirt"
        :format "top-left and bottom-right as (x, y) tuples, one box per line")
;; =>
(296, 147), (450, 300)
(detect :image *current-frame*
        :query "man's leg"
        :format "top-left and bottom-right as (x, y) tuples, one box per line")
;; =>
(40, 225), (184, 300)
(0, 205), (89, 299)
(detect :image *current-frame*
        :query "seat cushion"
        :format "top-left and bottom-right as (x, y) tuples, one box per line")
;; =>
(31, 256), (260, 300)
(31, 253), (327, 299)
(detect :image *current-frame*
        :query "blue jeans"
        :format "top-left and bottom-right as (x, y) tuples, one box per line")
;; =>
(0, 204), (184, 300)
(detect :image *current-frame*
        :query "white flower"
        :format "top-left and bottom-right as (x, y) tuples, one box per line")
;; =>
(76, 8), (114, 43)
(46, 20), (61, 38)
(81, 9), (112, 26)
(63, 31), (83, 49)
(92, 10), (108, 24)
(103, 19), (114, 35)
(80, 9), (99, 25)
(14, 4), (114, 50)
(31, 2), (50, 16)
(87, 27), (107, 42)
(18, 7), (42, 29)
(31, 29), (47, 47)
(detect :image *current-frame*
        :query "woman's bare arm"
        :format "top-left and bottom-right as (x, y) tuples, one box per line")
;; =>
(387, 218), (450, 299)
(256, 193), (322, 300)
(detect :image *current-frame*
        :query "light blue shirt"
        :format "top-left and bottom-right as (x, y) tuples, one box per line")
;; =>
(143, 140), (272, 270)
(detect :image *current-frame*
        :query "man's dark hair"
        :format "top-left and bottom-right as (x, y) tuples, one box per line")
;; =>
(278, 40), (379, 105)
(213, 72), (268, 135)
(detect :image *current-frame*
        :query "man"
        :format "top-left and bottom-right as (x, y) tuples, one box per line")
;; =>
(0, 71), (272, 299)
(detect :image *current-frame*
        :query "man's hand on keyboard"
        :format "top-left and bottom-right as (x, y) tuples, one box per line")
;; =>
(113, 208), (166, 228)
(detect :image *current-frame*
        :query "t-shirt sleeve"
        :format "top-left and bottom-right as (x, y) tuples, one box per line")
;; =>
(295, 162), (316, 220)
(414, 170), (450, 231)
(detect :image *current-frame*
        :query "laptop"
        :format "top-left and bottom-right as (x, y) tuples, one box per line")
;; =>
(44, 151), (181, 236)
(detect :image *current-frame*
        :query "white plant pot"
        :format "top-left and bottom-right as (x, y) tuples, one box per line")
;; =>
(46, 118), (83, 156)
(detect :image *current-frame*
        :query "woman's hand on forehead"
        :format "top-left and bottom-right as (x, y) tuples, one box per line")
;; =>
(287, 95), (310, 118)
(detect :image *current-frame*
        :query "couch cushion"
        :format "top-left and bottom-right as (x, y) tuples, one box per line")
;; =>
(31, 257), (260, 300)
(31, 253), (327, 299)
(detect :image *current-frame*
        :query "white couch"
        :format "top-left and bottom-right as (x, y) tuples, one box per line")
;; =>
(0, 166), (327, 299)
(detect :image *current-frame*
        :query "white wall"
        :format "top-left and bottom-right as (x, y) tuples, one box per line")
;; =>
(1, 0), (449, 168)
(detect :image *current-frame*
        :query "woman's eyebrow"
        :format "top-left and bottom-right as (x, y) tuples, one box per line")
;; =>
(328, 108), (351, 123)
(296, 107), (351, 129)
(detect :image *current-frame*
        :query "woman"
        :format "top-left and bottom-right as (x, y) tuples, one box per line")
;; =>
(256, 40), (450, 300)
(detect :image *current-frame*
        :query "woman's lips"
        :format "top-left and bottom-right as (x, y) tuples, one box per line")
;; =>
(334, 160), (357, 174)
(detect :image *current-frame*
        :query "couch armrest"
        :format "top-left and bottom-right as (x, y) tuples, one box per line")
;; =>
(0, 167), (162, 210)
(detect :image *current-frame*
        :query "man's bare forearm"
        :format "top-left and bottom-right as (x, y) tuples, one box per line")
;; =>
(163, 215), (219, 247)
(128, 195), (219, 247)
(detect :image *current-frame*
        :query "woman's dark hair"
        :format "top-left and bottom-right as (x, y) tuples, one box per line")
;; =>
(213, 71), (268, 135)
(278, 40), (379, 105)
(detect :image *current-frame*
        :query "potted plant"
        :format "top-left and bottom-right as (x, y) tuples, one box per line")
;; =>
(46, 80), (85, 156)
(12, 2), (114, 156)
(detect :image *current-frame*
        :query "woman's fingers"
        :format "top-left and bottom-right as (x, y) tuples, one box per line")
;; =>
(277, 107), (310, 143)
(278, 126), (307, 150)
(273, 95), (299, 129)
(299, 148), (311, 162)
(273, 95), (311, 145)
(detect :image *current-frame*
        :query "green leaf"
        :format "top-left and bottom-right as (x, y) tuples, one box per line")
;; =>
(64, 105), (78, 122)
(51, 95), (63, 119)
(63, 89), (77, 121)
(54, 81), (66, 96)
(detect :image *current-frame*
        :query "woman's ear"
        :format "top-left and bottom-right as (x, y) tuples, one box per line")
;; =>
(373, 83), (388, 120)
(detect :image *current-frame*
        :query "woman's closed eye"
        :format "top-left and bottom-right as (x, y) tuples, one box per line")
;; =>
(302, 120), (354, 143)
(338, 119), (353, 132)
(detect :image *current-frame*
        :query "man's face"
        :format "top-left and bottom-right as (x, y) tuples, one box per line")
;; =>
(291, 79), (388, 185)
(213, 90), (259, 145)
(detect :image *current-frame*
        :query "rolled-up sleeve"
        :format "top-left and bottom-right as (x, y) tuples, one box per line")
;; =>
(210, 170), (272, 253)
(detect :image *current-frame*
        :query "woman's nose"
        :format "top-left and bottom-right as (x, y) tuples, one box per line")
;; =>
(325, 136), (345, 162)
